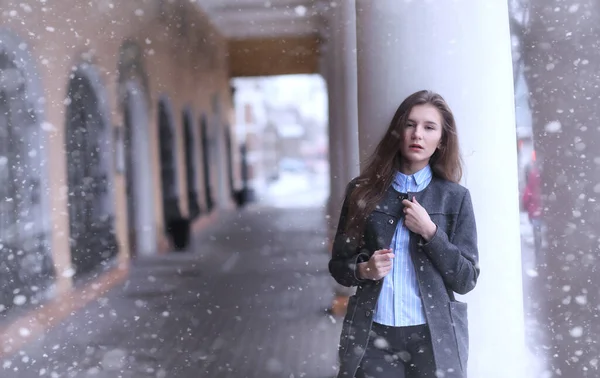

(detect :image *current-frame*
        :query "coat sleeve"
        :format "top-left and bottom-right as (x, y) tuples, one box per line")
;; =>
(328, 181), (370, 287)
(421, 189), (479, 295)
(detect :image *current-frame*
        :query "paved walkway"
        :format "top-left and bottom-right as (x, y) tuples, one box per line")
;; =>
(1, 206), (342, 378)
(0, 189), (548, 378)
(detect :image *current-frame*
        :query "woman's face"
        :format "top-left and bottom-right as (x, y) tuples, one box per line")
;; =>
(399, 104), (443, 173)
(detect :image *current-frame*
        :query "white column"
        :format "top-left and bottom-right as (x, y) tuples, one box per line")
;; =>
(356, 1), (528, 377)
(321, 9), (356, 303)
(339, 0), (360, 181)
(322, 15), (346, 229)
(126, 83), (157, 256)
(327, 0), (360, 219)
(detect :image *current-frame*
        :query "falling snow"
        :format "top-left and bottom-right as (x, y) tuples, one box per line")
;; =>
(0, 1), (594, 378)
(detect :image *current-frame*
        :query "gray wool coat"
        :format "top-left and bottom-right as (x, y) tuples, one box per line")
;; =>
(329, 176), (479, 378)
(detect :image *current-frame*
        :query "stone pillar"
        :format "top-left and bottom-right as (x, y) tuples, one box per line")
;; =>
(339, 0), (360, 182)
(323, 38), (345, 233)
(355, 1), (528, 377)
(322, 6), (347, 233)
(321, 2), (360, 315)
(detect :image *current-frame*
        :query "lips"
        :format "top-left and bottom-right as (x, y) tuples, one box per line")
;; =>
(409, 144), (424, 150)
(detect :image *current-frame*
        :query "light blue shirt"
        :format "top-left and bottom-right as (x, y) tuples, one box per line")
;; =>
(372, 165), (432, 326)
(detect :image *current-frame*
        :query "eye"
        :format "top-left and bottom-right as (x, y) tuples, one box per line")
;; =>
(405, 123), (415, 128)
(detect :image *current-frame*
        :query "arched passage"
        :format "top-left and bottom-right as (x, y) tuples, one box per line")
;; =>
(64, 65), (117, 277)
(158, 98), (181, 225)
(123, 83), (157, 256)
(0, 30), (53, 311)
(183, 110), (200, 219)
(199, 114), (213, 212)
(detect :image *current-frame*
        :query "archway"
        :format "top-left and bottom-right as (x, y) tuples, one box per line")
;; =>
(65, 65), (117, 277)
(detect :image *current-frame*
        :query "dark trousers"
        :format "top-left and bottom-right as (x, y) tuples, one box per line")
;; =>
(355, 322), (436, 378)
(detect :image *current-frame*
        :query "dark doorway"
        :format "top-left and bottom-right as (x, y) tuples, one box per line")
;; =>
(183, 111), (200, 220)
(159, 99), (190, 251)
(200, 115), (214, 212)
(225, 127), (235, 199)
(65, 70), (117, 277)
(158, 99), (181, 225)
(0, 54), (54, 311)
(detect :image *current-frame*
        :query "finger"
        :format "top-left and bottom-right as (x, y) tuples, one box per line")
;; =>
(402, 199), (413, 208)
(412, 196), (419, 205)
(374, 248), (393, 255)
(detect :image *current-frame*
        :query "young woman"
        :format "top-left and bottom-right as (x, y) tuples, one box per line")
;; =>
(329, 90), (479, 378)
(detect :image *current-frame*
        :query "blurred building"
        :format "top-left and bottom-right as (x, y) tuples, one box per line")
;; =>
(514, 68), (535, 197)
(232, 75), (328, 196)
(0, 0), (238, 319)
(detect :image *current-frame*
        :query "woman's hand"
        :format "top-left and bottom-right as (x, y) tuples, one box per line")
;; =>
(357, 249), (394, 280)
(402, 196), (437, 241)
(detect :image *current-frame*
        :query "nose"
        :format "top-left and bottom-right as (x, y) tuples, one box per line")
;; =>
(411, 124), (423, 140)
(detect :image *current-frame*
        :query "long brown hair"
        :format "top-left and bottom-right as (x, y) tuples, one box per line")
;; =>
(345, 90), (462, 238)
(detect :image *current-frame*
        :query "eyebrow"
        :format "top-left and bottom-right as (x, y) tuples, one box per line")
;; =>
(407, 118), (439, 127)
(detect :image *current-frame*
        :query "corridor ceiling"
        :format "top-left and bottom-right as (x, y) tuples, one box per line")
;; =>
(198, 0), (325, 77)
(199, 0), (323, 38)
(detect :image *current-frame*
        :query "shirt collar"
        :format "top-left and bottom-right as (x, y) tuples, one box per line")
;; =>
(394, 165), (432, 187)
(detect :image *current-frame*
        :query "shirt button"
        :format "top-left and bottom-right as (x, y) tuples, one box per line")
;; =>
(388, 219), (394, 225)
